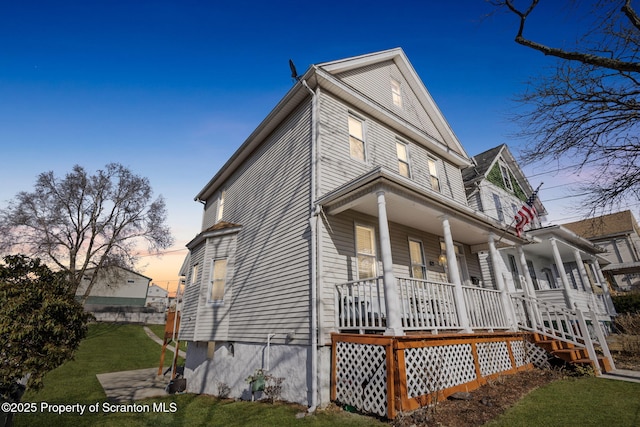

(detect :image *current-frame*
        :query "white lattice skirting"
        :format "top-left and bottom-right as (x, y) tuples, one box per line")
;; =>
(333, 334), (534, 419)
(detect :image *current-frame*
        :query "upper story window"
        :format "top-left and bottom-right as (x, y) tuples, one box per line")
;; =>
(208, 258), (228, 304)
(216, 190), (226, 223)
(348, 115), (366, 162)
(396, 141), (411, 178)
(493, 193), (504, 222)
(356, 224), (377, 279)
(190, 264), (199, 287)
(499, 163), (514, 192)
(391, 78), (403, 108)
(427, 157), (440, 192)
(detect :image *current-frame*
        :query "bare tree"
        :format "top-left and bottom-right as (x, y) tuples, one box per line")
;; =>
(492, 0), (640, 212)
(0, 163), (173, 302)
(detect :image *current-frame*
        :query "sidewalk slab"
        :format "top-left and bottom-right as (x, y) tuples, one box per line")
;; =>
(97, 368), (169, 402)
(600, 369), (640, 384)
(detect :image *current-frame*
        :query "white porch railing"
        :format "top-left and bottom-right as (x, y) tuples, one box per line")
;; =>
(510, 293), (615, 374)
(462, 285), (509, 330)
(335, 277), (513, 333)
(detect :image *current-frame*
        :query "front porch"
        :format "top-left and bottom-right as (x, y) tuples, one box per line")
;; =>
(332, 276), (616, 419)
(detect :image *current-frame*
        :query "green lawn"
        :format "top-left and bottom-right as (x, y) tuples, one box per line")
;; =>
(488, 376), (640, 427)
(15, 323), (383, 427)
(14, 323), (640, 426)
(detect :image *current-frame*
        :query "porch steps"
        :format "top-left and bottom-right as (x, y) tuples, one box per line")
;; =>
(531, 333), (613, 374)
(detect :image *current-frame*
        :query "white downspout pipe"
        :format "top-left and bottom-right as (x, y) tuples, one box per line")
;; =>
(266, 333), (276, 371)
(301, 77), (319, 412)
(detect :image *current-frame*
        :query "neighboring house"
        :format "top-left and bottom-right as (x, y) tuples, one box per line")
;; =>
(146, 283), (169, 311)
(463, 144), (546, 229)
(564, 210), (640, 292)
(178, 49), (614, 418)
(76, 266), (152, 307)
(463, 144), (616, 319)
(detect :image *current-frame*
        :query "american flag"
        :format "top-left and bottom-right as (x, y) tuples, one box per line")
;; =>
(515, 184), (542, 237)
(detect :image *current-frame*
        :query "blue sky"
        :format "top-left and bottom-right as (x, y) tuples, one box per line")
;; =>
(0, 1), (604, 289)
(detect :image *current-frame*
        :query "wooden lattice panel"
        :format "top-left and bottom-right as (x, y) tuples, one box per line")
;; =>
(476, 341), (512, 377)
(525, 341), (552, 369)
(334, 341), (388, 417)
(510, 340), (527, 367)
(404, 344), (476, 399)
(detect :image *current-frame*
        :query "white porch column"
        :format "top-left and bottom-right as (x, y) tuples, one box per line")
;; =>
(550, 238), (574, 309)
(488, 233), (517, 330)
(593, 259), (617, 315)
(573, 248), (591, 293)
(441, 215), (471, 332)
(376, 190), (404, 336)
(516, 244), (542, 325)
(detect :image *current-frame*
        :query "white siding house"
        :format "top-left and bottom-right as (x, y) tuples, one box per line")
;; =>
(76, 266), (151, 307)
(179, 50), (615, 416)
(462, 144), (616, 319)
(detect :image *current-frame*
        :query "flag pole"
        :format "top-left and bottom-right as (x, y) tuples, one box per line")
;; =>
(495, 182), (543, 246)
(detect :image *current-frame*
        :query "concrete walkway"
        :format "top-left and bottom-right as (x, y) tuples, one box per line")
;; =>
(96, 327), (185, 402)
(97, 368), (169, 402)
(600, 369), (640, 384)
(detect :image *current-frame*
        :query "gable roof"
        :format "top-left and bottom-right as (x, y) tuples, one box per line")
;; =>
(195, 48), (472, 202)
(463, 144), (547, 216)
(316, 48), (469, 160)
(83, 265), (152, 282)
(563, 210), (640, 240)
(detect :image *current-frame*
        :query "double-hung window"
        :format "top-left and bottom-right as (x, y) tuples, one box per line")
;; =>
(209, 259), (227, 304)
(356, 224), (377, 279)
(500, 163), (514, 192)
(391, 78), (403, 108)
(216, 190), (226, 223)
(409, 239), (427, 279)
(348, 115), (366, 162)
(396, 141), (411, 177)
(427, 157), (440, 192)
(190, 264), (199, 287)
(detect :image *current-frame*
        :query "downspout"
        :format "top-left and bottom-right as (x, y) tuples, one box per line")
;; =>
(300, 76), (319, 413)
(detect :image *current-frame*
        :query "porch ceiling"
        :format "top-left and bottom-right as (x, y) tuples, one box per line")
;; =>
(318, 167), (526, 248)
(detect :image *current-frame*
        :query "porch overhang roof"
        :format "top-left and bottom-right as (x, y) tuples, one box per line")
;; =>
(316, 167), (527, 248)
(601, 260), (640, 274)
(520, 225), (610, 263)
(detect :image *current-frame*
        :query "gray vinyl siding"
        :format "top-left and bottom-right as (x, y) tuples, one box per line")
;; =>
(179, 244), (205, 341)
(318, 92), (468, 203)
(199, 101), (313, 344)
(335, 60), (445, 144)
(192, 233), (237, 341)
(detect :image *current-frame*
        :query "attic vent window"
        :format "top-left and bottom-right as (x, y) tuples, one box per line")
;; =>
(500, 163), (513, 192)
(391, 78), (403, 108)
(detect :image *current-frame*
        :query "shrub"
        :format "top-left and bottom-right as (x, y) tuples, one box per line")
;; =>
(612, 293), (640, 314)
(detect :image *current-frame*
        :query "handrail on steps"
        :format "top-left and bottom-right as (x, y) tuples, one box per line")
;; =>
(509, 293), (615, 375)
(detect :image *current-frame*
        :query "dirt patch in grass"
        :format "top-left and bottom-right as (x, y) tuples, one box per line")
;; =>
(391, 369), (563, 427)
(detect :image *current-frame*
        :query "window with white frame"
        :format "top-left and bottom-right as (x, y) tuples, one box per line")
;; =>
(391, 78), (403, 108)
(208, 259), (227, 304)
(356, 224), (377, 279)
(348, 115), (366, 162)
(500, 163), (514, 192)
(216, 190), (226, 223)
(190, 264), (199, 287)
(493, 193), (504, 222)
(427, 157), (440, 192)
(396, 141), (411, 178)
(409, 239), (426, 279)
